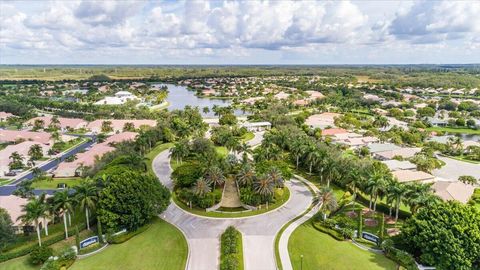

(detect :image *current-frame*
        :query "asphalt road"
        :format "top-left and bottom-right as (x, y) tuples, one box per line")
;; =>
(153, 149), (313, 270)
(432, 155), (480, 180)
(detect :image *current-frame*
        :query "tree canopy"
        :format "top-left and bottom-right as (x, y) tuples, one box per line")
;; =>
(397, 201), (480, 270)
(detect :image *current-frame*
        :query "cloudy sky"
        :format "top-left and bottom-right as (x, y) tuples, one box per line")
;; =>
(1, 0), (479, 65)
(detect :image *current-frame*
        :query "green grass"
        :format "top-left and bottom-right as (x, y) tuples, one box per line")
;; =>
(0, 256), (38, 270)
(0, 178), (13, 186)
(426, 126), (480, 135)
(443, 154), (480, 164)
(288, 221), (398, 270)
(56, 138), (87, 152)
(70, 218), (187, 270)
(241, 132), (255, 142)
(145, 142), (174, 174)
(173, 187), (290, 218)
(31, 177), (82, 190)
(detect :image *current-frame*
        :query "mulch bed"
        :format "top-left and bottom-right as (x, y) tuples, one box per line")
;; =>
(364, 218), (378, 227)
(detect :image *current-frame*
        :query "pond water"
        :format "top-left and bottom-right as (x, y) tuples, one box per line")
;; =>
(152, 83), (247, 117)
(448, 133), (480, 142)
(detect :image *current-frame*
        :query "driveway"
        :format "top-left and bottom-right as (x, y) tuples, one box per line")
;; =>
(153, 150), (312, 270)
(432, 156), (480, 180)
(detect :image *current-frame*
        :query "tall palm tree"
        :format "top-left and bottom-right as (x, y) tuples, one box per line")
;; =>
(404, 183), (437, 214)
(315, 187), (338, 220)
(170, 140), (190, 164)
(388, 181), (408, 222)
(236, 164), (256, 187)
(53, 190), (75, 239)
(238, 142), (252, 163)
(266, 167), (284, 188)
(365, 168), (387, 211)
(17, 197), (44, 246)
(205, 166), (225, 190)
(38, 193), (51, 236)
(193, 177), (211, 197)
(290, 140), (308, 169)
(254, 176), (274, 199)
(306, 149), (321, 174)
(74, 180), (97, 231)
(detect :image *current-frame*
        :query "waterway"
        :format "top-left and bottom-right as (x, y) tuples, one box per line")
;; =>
(152, 83), (247, 117)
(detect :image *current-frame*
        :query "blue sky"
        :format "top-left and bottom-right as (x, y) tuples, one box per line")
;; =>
(0, 0), (479, 65)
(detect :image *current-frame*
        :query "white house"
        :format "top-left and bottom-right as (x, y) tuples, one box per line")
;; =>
(94, 91), (140, 105)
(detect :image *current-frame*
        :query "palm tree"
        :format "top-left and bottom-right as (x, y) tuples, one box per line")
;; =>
(238, 142), (252, 163)
(404, 183), (437, 214)
(388, 181), (408, 222)
(169, 140), (190, 164)
(315, 187), (338, 220)
(365, 168), (387, 211)
(306, 149), (321, 174)
(17, 197), (44, 246)
(236, 164), (256, 187)
(225, 136), (240, 154)
(193, 177), (211, 197)
(9, 151), (24, 170)
(53, 190), (75, 239)
(254, 176), (274, 199)
(28, 144), (43, 160)
(38, 193), (51, 236)
(205, 166), (225, 190)
(290, 140), (308, 169)
(266, 167), (284, 188)
(74, 180), (97, 231)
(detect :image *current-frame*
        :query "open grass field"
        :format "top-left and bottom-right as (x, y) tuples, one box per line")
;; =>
(288, 221), (397, 270)
(426, 126), (480, 135)
(31, 177), (82, 189)
(69, 218), (187, 270)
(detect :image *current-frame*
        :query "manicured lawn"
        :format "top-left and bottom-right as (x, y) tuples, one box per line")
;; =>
(173, 186), (290, 218)
(241, 132), (255, 142)
(288, 221), (397, 270)
(0, 178), (12, 186)
(426, 126), (480, 135)
(145, 142), (174, 174)
(31, 177), (82, 189)
(443, 154), (480, 164)
(70, 218), (187, 270)
(0, 256), (38, 270)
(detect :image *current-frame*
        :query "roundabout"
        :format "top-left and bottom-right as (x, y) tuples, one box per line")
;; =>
(153, 149), (314, 270)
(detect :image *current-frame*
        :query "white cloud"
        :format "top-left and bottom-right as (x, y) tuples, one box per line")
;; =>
(0, 0), (479, 64)
(389, 1), (480, 43)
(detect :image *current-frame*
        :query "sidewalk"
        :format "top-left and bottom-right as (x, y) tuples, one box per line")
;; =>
(278, 174), (320, 270)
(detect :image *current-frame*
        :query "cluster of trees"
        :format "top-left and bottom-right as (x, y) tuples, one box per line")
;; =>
(395, 202), (480, 270)
(258, 125), (440, 220)
(171, 135), (289, 209)
(11, 156), (170, 250)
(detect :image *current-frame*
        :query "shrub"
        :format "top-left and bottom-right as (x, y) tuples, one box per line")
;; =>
(381, 239), (417, 270)
(0, 223), (85, 263)
(312, 222), (345, 241)
(29, 246), (53, 265)
(108, 222), (151, 244)
(220, 226), (241, 270)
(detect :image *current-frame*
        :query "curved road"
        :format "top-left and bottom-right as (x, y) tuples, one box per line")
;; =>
(153, 150), (313, 270)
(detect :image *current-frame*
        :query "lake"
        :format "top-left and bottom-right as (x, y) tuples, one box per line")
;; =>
(152, 83), (247, 117)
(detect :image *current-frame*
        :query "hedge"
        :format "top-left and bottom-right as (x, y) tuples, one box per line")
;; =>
(107, 221), (152, 244)
(0, 223), (86, 263)
(312, 222), (346, 241)
(220, 226), (242, 270)
(381, 240), (418, 270)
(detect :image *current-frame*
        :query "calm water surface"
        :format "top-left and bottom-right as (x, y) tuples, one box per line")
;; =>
(153, 83), (246, 117)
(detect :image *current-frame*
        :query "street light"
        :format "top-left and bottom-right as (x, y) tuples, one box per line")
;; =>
(300, 254), (304, 270)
